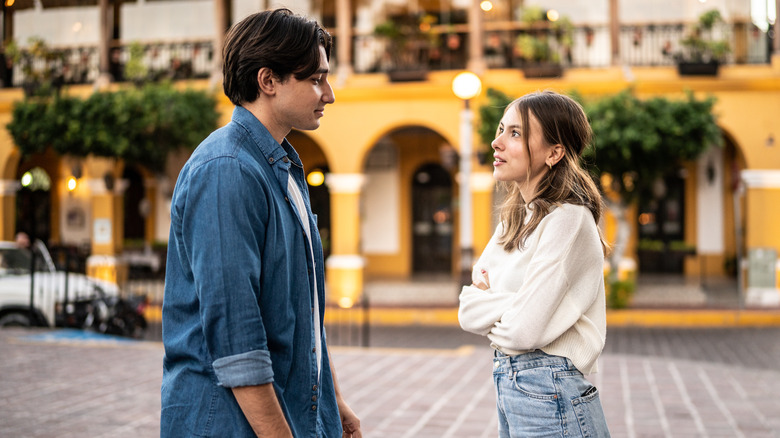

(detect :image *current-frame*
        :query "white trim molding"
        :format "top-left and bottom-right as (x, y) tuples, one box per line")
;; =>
(741, 170), (780, 189)
(326, 254), (366, 269)
(470, 172), (496, 192)
(326, 173), (366, 194)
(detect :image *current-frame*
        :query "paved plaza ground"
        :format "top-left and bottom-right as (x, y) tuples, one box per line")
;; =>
(2, 325), (780, 437)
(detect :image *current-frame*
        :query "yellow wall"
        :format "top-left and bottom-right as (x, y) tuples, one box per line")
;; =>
(2, 64), (780, 282)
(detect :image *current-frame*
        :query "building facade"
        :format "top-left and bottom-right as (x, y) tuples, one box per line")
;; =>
(1, 0), (780, 305)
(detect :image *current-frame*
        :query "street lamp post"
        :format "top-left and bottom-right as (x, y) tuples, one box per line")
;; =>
(451, 71), (482, 286)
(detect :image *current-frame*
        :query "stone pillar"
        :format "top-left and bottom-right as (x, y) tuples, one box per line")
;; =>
(325, 173), (365, 308)
(0, 179), (20, 241)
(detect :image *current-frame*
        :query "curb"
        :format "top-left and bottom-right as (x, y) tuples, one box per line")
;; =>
(145, 305), (780, 328)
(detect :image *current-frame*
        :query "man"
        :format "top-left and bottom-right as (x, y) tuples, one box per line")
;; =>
(161, 9), (361, 437)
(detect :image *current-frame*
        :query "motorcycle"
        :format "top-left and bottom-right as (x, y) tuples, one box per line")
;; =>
(74, 286), (149, 339)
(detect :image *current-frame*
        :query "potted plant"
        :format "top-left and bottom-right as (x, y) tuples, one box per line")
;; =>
(374, 14), (437, 82)
(672, 9), (730, 76)
(514, 6), (572, 78)
(4, 37), (65, 97)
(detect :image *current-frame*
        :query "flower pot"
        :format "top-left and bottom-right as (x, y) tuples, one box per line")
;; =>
(387, 69), (429, 82)
(676, 61), (720, 76)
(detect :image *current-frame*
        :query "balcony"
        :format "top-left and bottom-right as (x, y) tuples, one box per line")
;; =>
(1, 19), (774, 89)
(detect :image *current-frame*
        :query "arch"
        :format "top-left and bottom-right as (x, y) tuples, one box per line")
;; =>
(360, 124), (455, 278)
(358, 120), (458, 173)
(16, 165), (54, 244)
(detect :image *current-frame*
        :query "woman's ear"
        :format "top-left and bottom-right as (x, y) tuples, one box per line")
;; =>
(257, 67), (276, 96)
(547, 144), (565, 167)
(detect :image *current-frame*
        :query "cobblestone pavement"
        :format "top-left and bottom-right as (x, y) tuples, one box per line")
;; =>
(1, 326), (780, 437)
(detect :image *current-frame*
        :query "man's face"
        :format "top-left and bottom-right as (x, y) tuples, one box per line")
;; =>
(273, 46), (335, 132)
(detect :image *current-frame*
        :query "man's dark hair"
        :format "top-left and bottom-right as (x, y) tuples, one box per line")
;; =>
(222, 8), (332, 106)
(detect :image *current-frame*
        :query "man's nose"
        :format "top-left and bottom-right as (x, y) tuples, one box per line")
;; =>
(323, 80), (335, 104)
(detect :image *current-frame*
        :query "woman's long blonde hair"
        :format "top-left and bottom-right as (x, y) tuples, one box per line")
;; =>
(497, 91), (607, 254)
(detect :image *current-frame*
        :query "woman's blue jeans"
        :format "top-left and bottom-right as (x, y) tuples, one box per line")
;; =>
(492, 350), (611, 437)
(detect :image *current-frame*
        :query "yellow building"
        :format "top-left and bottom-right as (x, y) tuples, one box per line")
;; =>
(2, 1), (780, 306)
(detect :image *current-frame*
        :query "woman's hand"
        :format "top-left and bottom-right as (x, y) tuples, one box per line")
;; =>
(473, 269), (490, 291)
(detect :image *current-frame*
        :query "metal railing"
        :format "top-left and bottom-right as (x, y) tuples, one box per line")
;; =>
(2, 20), (773, 89)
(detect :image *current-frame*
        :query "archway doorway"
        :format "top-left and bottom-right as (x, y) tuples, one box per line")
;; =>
(16, 167), (52, 244)
(412, 163), (453, 274)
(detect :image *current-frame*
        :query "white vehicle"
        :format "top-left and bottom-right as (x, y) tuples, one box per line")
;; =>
(0, 240), (121, 328)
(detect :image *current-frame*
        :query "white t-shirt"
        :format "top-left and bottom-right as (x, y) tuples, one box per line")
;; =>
(287, 174), (321, 378)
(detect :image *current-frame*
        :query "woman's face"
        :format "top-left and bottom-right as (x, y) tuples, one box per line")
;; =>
(491, 105), (551, 190)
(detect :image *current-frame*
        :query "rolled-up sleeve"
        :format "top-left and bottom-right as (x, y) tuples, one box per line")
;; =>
(213, 350), (274, 387)
(181, 156), (273, 386)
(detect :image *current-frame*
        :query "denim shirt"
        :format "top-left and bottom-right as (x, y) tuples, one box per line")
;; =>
(161, 106), (341, 437)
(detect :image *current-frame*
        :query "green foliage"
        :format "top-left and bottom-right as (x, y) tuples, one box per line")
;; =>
(582, 89), (721, 204)
(477, 88), (512, 162)
(515, 6), (573, 64)
(7, 83), (219, 172)
(606, 279), (635, 309)
(124, 42), (149, 84)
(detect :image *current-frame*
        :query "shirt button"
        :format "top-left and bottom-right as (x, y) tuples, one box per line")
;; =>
(311, 405), (317, 411)
(268, 157), (274, 163)
(312, 385), (318, 391)
(311, 395), (317, 402)
(284, 196), (289, 202)
(283, 156), (290, 163)
(312, 347), (316, 353)
(494, 361), (500, 368)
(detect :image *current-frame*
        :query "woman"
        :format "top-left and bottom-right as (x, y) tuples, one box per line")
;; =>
(458, 91), (610, 437)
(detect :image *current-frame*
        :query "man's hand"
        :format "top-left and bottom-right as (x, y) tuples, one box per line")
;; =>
(338, 400), (362, 438)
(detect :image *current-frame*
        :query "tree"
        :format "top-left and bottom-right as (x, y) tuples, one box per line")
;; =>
(581, 89), (721, 282)
(7, 83), (219, 172)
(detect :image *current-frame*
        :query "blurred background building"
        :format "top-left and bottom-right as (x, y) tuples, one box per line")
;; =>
(1, 0), (779, 308)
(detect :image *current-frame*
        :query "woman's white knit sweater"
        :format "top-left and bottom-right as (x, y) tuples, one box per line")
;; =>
(458, 203), (606, 375)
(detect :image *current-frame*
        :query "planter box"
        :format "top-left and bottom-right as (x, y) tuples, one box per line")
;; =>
(521, 64), (563, 79)
(676, 61), (720, 76)
(387, 69), (429, 82)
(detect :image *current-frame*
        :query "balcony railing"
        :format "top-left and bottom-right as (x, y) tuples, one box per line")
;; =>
(1, 20), (773, 89)
(3, 39), (214, 89)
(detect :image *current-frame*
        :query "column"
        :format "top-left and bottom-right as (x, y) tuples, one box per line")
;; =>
(466, 0), (486, 74)
(96, 0), (112, 86)
(0, 179), (20, 241)
(335, 0), (353, 83)
(609, 0), (619, 66)
(325, 173), (365, 308)
(470, 171), (495, 256)
(211, 0), (230, 85)
(740, 169), (780, 306)
(84, 164), (129, 287)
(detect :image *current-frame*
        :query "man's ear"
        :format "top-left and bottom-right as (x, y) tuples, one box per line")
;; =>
(257, 67), (276, 96)
(548, 144), (565, 167)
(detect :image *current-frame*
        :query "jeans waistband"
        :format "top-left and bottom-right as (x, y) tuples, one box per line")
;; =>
(492, 349), (574, 373)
